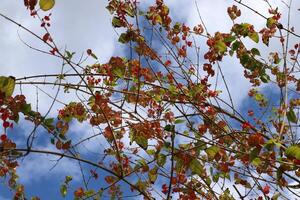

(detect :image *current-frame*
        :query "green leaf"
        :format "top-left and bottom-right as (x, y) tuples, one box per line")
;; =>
(262, 33), (270, 46)
(154, 15), (162, 24)
(248, 32), (259, 43)
(173, 22), (181, 34)
(44, 118), (54, 126)
(260, 74), (270, 83)
(13, 113), (19, 123)
(213, 173), (219, 182)
(249, 147), (261, 163)
(277, 166), (283, 184)
(231, 41), (240, 51)
(215, 40), (227, 53)
(65, 51), (75, 60)
(267, 17), (276, 28)
(264, 139), (281, 150)
(125, 6), (135, 17)
(220, 188), (235, 200)
(44, 118), (55, 130)
(168, 85), (177, 95)
(190, 159), (204, 176)
(164, 124), (175, 132)
(85, 189), (95, 197)
(146, 149), (156, 155)
(254, 93), (264, 101)
(175, 158), (184, 173)
(223, 36), (236, 43)
(251, 48), (261, 56)
(112, 17), (123, 28)
(195, 140), (207, 154)
(157, 154), (167, 167)
(39, 0), (55, 11)
(60, 184), (67, 198)
(148, 166), (158, 183)
(65, 176), (73, 184)
(118, 33), (129, 44)
(0, 76), (15, 97)
(174, 119), (185, 124)
(205, 146), (220, 160)
(163, 141), (171, 149)
(287, 108), (297, 123)
(206, 177), (212, 186)
(240, 54), (249, 65)
(22, 103), (32, 114)
(135, 135), (148, 150)
(251, 157), (262, 167)
(136, 159), (147, 170)
(135, 180), (148, 191)
(162, 5), (169, 16)
(97, 189), (104, 198)
(285, 145), (300, 159)
(90, 53), (98, 60)
(272, 192), (281, 200)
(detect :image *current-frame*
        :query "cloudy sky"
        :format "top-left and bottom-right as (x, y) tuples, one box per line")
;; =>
(1, 0), (300, 199)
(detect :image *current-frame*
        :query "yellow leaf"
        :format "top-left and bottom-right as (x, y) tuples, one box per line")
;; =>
(0, 76), (15, 97)
(39, 0), (55, 11)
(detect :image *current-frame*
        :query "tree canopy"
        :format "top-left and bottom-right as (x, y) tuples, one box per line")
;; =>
(1, 0), (300, 199)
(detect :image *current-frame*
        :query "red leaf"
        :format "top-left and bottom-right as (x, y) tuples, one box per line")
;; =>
(164, 60), (171, 66)
(262, 185), (270, 194)
(42, 33), (50, 42)
(3, 121), (10, 129)
(56, 140), (62, 150)
(74, 187), (84, 198)
(248, 133), (264, 147)
(105, 176), (115, 184)
(0, 134), (7, 141)
(248, 110), (254, 116)
(162, 183), (168, 194)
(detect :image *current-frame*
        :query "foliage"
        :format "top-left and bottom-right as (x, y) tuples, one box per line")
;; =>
(1, 0), (300, 199)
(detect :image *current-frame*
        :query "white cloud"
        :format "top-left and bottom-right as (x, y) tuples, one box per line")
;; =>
(182, 0), (300, 112)
(0, 0), (117, 114)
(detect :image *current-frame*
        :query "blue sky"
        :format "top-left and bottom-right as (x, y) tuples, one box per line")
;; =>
(1, 0), (300, 199)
